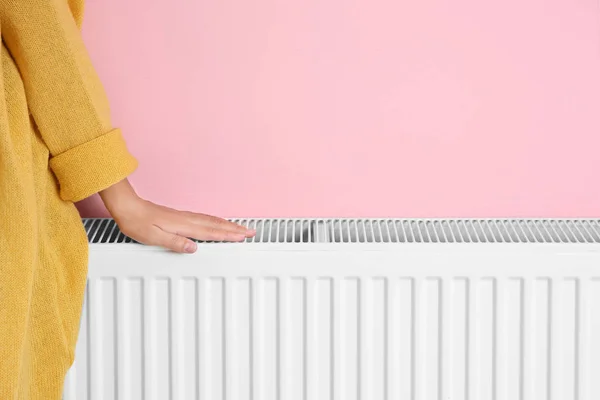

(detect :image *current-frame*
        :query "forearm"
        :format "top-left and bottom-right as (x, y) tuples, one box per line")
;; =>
(99, 179), (140, 217)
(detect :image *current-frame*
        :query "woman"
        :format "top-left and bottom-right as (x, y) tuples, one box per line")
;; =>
(0, 1), (254, 398)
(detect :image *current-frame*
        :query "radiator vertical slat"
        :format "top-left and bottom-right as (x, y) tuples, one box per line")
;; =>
(109, 280), (118, 400)
(229, 278), (251, 400)
(143, 278), (155, 400)
(315, 279), (333, 399)
(381, 278), (389, 400)
(550, 278), (563, 400)
(224, 278), (236, 400)
(359, 277), (370, 400)
(575, 279), (582, 400)
(522, 279), (533, 400)
(436, 278), (444, 399)
(413, 278), (422, 400)
(181, 278), (199, 400)
(386, 278), (396, 400)
(198, 278), (208, 400)
(333, 278), (343, 400)
(423, 278), (441, 400)
(589, 279), (600, 399)
(344, 278), (360, 400)
(89, 279), (104, 400)
(467, 278), (476, 400)
(171, 278), (183, 400)
(531, 279), (551, 400)
(394, 278), (414, 399)
(501, 279), (525, 400)
(305, 278), (315, 400)
(440, 278), (451, 400)
(116, 279), (128, 400)
(450, 279), (468, 400)
(568, 282), (587, 400)
(578, 279), (589, 400)
(259, 278), (278, 400)
(123, 278), (144, 400)
(283, 278), (304, 400)
(355, 275), (362, 394)
(279, 278), (288, 400)
(224, 278), (244, 399)
(301, 278), (309, 400)
(367, 278), (386, 400)
(478, 278), (496, 400)
(155, 278), (172, 400)
(550, 279), (578, 400)
(252, 278), (263, 400)
(518, 279), (526, 400)
(495, 278), (505, 400)
(206, 278), (225, 400)
(90, 278), (118, 400)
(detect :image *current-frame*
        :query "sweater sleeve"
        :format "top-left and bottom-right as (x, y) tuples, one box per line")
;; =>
(0, 0), (138, 202)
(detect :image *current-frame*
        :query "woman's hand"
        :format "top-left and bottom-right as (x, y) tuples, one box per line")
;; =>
(99, 179), (255, 253)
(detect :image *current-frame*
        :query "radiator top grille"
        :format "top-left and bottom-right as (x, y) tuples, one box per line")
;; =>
(84, 218), (600, 244)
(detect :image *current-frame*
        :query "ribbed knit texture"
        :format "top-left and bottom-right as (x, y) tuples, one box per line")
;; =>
(0, 1), (138, 398)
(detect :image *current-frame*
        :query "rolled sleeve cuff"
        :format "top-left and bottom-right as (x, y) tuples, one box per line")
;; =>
(49, 128), (138, 202)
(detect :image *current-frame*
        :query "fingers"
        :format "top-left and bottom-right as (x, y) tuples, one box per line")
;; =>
(150, 229), (198, 254)
(176, 224), (248, 243)
(149, 217), (250, 253)
(187, 213), (255, 237)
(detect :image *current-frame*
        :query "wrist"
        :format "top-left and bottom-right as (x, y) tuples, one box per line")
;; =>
(99, 179), (141, 217)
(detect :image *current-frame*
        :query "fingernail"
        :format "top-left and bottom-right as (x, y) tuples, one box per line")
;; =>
(246, 229), (256, 237)
(184, 242), (197, 253)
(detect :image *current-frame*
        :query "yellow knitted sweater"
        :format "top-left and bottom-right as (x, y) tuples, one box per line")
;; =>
(0, 1), (137, 398)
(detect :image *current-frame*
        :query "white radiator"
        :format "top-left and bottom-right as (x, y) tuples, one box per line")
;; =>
(63, 218), (600, 400)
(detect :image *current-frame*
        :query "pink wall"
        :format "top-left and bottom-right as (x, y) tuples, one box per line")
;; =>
(77, 0), (600, 218)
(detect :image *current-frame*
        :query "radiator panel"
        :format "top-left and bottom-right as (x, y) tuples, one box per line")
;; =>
(64, 243), (600, 400)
